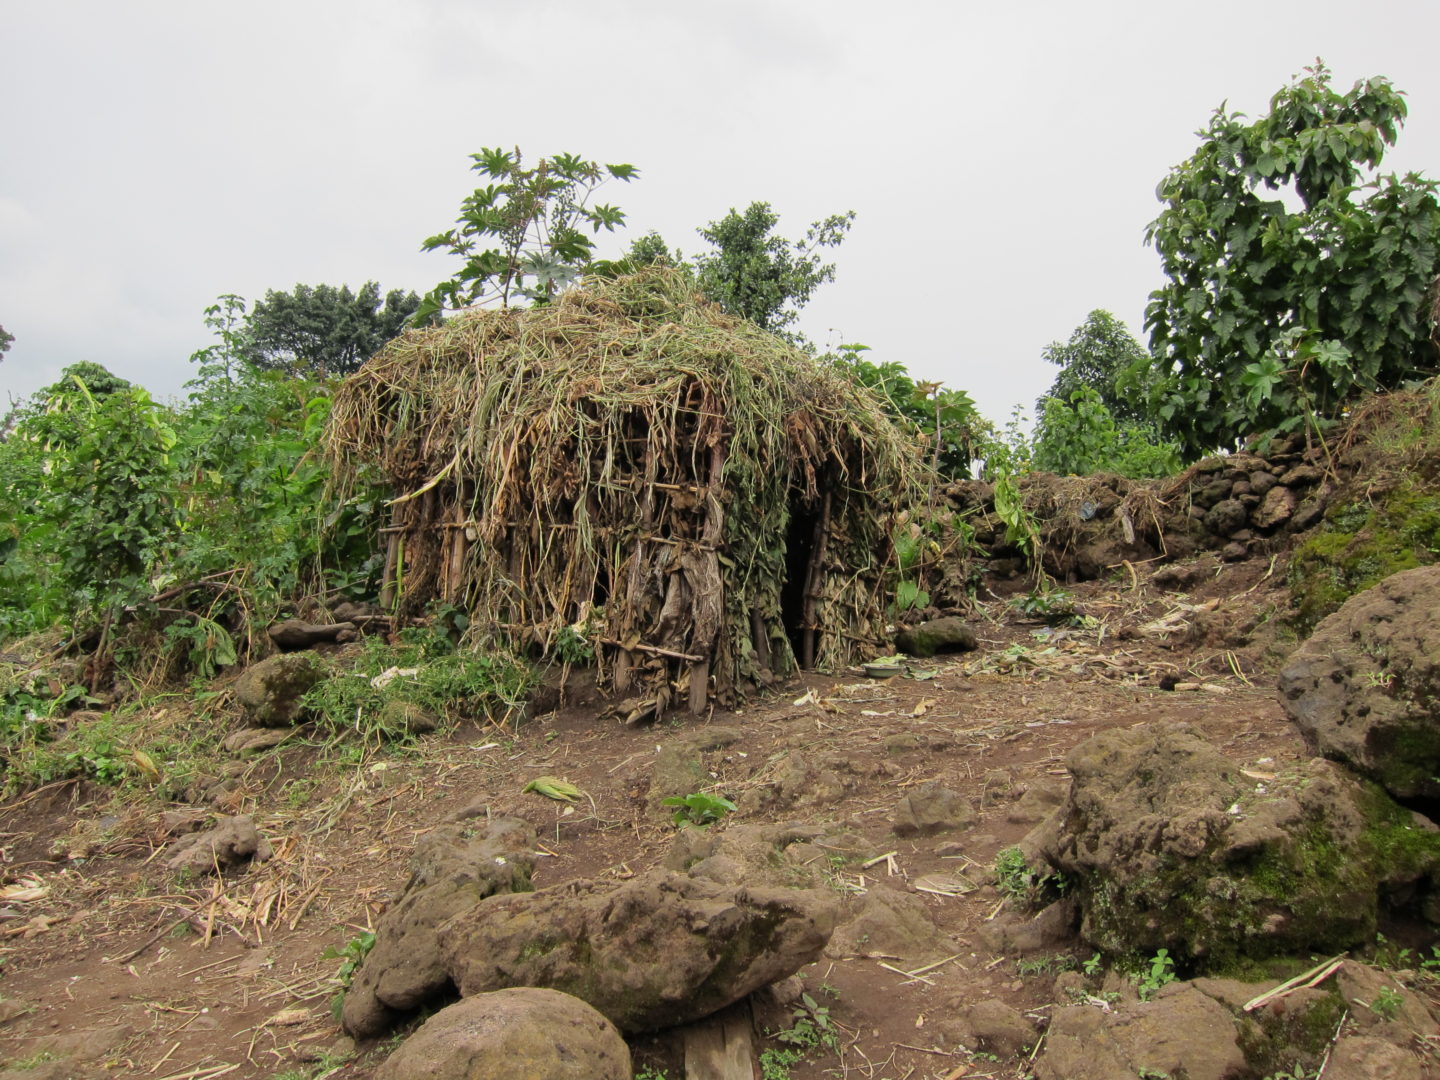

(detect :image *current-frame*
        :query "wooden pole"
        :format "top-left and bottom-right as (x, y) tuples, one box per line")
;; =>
(799, 488), (833, 670)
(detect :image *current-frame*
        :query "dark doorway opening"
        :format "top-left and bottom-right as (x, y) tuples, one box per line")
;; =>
(780, 495), (819, 668)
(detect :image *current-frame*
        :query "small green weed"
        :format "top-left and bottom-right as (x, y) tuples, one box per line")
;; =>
(1016, 953), (1078, 977)
(759, 1047), (802, 1080)
(662, 791), (737, 829)
(1134, 949), (1177, 1001)
(8, 1051), (57, 1070)
(993, 846), (1065, 906)
(1369, 985), (1403, 1020)
(632, 1069), (669, 1080)
(1010, 587), (1085, 626)
(270, 1055), (351, 1080)
(1083, 952), (1104, 977)
(321, 930), (377, 1021)
(773, 992), (839, 1052)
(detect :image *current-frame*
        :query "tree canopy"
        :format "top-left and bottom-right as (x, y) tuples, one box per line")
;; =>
(694, 202), (854, 336)
(418, 147), (637, 320)
(242, 283), (426, 378)
(1038, 310), (1155, 426)
(1143, 62), (1440, 458)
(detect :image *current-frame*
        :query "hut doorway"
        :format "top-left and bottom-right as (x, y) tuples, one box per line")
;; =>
(780, 482), (833, 670)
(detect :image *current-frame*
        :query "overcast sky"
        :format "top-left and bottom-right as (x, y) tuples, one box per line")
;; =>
(3, 0), (1438, 425)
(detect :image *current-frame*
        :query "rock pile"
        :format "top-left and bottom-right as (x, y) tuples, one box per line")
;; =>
(939, 432), (1336, 585)
(345, 819), (839, 1042)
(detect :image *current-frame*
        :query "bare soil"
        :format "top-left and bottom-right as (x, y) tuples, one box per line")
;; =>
(0, 563), (1396, 1079)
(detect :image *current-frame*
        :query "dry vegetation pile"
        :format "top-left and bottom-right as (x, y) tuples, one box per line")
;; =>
(324, 269), (920, 713)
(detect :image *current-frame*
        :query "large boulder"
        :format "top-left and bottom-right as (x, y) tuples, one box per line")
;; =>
(233, 652), (326, 727)
(342, 817), (537, 1037)
(894, 617), (978, 658)
(1034, 984), (1247, 1080)
(374, 988), (630, 1080)
(1279, 565), (1440, 802)
(1028, 725), (1440, 964)
(439, 869), (837, 1033)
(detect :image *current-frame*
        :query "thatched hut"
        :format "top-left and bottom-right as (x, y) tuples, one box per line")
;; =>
(325, 269), (920, 713)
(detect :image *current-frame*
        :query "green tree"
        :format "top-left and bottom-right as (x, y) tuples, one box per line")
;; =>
(17, 366), (177, 629)
(417, 147), (637, 321)
(1032, 389), (1180, 478)
(0, 324), (12, 363)
(1039, 310), (1157, 426)
(829, 344), (983, 479)
(1144, 62), (1440, 458)
(694, 202), (854, 336)
(242, 283), (426, 377)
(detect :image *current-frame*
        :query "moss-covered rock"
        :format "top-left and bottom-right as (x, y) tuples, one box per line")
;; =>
(1029, 726), (1440, 968)
(234, 652), (326, 727)
(1280, 564), (1440, 803)
(1287, 478), (1440, 635)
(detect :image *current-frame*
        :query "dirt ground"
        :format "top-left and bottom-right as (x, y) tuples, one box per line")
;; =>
(0, 564), (1390, 1079)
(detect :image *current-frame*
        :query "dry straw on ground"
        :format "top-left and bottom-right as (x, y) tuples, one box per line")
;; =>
(325, 269), (921, 713)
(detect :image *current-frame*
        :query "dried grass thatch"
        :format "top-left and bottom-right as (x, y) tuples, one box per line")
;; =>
(324, 269), (921, 713)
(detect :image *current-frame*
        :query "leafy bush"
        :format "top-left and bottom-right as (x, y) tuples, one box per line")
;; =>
(302, 631), (533, 744)
(662, 791), (738, 828)
(0, 301), (388, 686)
(1032, 388), (1181, 478)
(830, 344), (984, 479)
(1144, 63), (1440, 458)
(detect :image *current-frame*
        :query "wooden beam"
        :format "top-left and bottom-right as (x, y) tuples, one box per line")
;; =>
(683, 1001), (755, 1080)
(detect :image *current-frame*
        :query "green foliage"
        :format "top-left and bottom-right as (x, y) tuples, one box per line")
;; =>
(759, 1047), (803, 1080)
(0, 323), (12, 361)
(418, 146), (637, 319)
(992, 474), (1041, 572)
(694, 202), (853, 338)
(321, 930), (376, 1022)
(1145, 62), (1440, 458)
(0, 297), (387, 679)
(1039, 310), (1159, 426)
(13, 366), (178, 626)
(242, 282), (428, 377)
(302, 632), (533, 744)
(0, 696), (217, 795)
(979, 405), (1036, 480)
(1369, 985), (1403, 1020)
(830, 343), (984, 479)
(773, 992), (840, 1052)
(661, 791), (738, 828)
(1009, 587), (1087, 626)
(1287, 477), (1440, 634)
(1016, 953), (1078, 977)
(1032, 388), (1181, 479)
(1134, 948), (1177, 1000)
(993, 845), (1065, 906)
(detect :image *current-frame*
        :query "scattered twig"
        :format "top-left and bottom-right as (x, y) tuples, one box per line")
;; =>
(905, 953), (962, 978)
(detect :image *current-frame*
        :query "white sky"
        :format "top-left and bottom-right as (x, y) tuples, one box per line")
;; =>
(3, 0), (1438, 425)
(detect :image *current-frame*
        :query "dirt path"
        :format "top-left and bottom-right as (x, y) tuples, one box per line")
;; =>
(0, 584), (1312, 1080)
